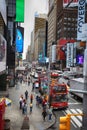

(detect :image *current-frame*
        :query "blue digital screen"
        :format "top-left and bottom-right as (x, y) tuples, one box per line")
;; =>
(16, 27), (24, 53)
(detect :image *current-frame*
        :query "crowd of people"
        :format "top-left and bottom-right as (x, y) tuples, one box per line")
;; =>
(17, 70), (53, 122)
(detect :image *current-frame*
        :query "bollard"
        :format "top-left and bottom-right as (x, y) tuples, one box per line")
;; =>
(21, 116), (30, 130)
(4, 119), (10, 130)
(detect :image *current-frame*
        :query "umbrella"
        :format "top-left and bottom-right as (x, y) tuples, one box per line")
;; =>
(0, 97), (12, 106)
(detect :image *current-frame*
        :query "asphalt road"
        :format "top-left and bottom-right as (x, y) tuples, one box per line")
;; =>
(48, 93), (83, 130)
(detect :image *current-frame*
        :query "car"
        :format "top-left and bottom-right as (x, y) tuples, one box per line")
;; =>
(30, 71), (35, 77)
(34, 72), (39, 78)
(56, 70), (63, 77)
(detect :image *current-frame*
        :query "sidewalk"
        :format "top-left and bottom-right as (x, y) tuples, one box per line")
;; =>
(4, 81), (55, 130)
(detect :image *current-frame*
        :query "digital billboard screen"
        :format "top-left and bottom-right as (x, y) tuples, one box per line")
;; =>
(16, 26), (24, 53)
(76, 54), (84, 65)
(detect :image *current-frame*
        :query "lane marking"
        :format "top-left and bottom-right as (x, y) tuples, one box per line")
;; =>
(68, 102), (82, 105)
(64, 109), (82, 127)
(70, 109), (82, 121)
(63, 111), (77, 128)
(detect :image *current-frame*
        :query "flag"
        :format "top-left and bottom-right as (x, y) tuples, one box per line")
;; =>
(15, 0), (25, 22)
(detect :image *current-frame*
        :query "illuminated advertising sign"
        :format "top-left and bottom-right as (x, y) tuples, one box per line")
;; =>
(63, 0), (78, 7)
(77, 0), (86, 40)
(66, 43), (74, 68)
(0, 34), (7, 73)
(52, 44), (56, 63)
(16, 26), (24, 53)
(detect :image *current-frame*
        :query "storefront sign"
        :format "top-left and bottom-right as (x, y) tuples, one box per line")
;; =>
(77, 0), (86, 40)
(66, 43), (74, 68)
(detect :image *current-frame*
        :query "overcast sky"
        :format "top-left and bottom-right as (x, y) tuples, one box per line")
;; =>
(22, 0), (48, 59)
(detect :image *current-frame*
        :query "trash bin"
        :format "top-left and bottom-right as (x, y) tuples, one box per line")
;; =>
(4, 119), (10, 130)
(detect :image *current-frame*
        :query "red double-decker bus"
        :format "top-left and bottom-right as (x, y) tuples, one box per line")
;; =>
(49, 80), (68, 109)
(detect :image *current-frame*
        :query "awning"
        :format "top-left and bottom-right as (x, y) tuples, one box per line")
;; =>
(16, 66), (25, 71)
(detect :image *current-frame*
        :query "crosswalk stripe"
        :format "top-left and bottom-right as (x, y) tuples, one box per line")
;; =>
(76, 109), (83, 113)
(64, 109), (82, 127)
(70, 109), (82, 121)
(63, 111), (77, 128)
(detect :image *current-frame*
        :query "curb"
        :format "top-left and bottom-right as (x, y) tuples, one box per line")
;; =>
(44, 111), (56, 130)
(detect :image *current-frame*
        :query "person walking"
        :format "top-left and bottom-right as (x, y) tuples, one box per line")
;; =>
(42, 109), (47, 121)
(22, 99), (26, 114)
(23, 102), (27, 115)
(25, 90), (28, 100)
(29, 103), (33, 114)
(32, 82), (35, 91)
(19, 95), (23, 109)
(48, 107), (53, 121)
(30, 93), (33, 103)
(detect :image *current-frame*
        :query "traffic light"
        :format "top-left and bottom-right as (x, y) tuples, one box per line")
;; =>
(59, 114), (70, 130)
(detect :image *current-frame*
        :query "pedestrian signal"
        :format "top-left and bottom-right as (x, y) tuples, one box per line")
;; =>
(59, 115), (70, 130)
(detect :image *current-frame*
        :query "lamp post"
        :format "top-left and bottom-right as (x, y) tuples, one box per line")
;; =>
(82, 41), (87, 130)
(81, 22), (87, 130)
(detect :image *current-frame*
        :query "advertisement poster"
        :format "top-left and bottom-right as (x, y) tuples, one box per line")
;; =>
(0, 34), (7, 73)
(63, 0), (78, 7)
(16, 26), (24, 53)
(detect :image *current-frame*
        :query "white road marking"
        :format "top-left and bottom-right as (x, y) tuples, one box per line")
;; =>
(70, 109), (82, 121)
(68, 102), (82, 105)
(64, 109), (82, 127)
(63, 111), (77, 128)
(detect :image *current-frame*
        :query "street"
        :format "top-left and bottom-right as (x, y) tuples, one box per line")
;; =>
(48, 93), (83, 130)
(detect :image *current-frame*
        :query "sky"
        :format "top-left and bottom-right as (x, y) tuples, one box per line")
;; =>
(21, 0), (49, 59)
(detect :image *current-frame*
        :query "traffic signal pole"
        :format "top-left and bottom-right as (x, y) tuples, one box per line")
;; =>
(59, 114), (83, 130)
(83, 43), (87, 130)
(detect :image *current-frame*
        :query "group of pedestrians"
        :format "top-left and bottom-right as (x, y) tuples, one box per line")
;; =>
(19, 90), (34, 115)
(18, 71), (53, 123)
(19, 94), (28, 115)
(35, 94), (53, 121)
(42, 101), (53, 121)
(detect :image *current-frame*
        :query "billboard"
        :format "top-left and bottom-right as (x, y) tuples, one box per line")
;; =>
(16, 0), (25, 22)
(0, 34), (7, 73)
(16, 26), (24, 53)
(66, 43), (74, 68)
(77, 0), (86, 40)
(52, 44), (56, 63)
(63, 0), (78, 7)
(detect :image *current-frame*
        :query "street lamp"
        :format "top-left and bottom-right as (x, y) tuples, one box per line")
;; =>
(82, 42), (87, 130)
(82, 23), (87, 130)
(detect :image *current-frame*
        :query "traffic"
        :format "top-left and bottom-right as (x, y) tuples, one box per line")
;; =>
(25, 62), (83, 130)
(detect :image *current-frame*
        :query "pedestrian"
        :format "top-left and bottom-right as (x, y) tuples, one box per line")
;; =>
(30, 93), (33, 103)
(25, 90), (28, 100)
(32, 82), (35, 91)
(23, 102), (27, 115)
(22, 99), (26, 114)
(29, 103), (33, 114)
(28, 77), (30, 86)
(48, 107), (53, 121)
(36, 95), (39, 106)
(19, 95), (23, 109)
(42, 109), (47, 121)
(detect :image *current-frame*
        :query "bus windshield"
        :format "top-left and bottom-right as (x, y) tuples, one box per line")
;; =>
(52, 94), (68, 102)
(53, 85), (66, 93)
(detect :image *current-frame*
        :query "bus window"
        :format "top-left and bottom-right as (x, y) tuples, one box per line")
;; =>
(53, 86), (66, 93)
(52, 94), (68, 102)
